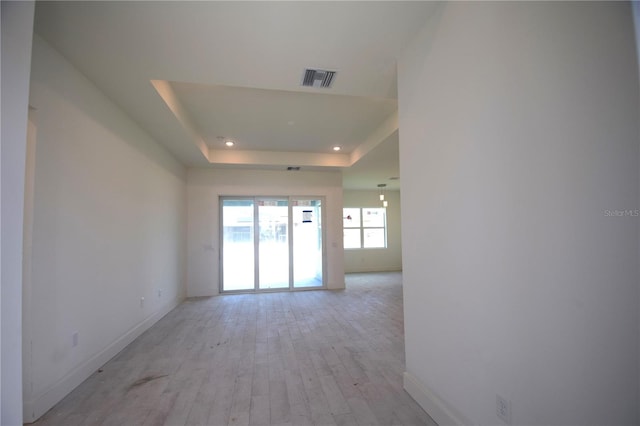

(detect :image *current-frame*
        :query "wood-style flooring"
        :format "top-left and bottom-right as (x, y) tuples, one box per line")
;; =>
(34, 272), (437, 426)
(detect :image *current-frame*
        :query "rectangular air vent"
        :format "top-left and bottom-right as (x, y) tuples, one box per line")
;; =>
(287, 166), (301, 171)
(302, 68), (336, 88)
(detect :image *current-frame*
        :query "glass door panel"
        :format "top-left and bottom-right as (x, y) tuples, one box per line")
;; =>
(293, 199), (323, 288)
(258, 199), (290, 290)
(221, 196), (324, 292)
(222, 199), (255, 291)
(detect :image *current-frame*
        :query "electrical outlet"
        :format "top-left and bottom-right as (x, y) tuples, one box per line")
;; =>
(72, 332), (79, 348)
(496, 394), (511, 424)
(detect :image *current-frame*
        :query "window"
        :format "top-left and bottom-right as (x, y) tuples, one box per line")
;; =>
(343, 207), (387, 249)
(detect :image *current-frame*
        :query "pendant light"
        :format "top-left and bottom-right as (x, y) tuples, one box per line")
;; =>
(378, 184), (388, 207)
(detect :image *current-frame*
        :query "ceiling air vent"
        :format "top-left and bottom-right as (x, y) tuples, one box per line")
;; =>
(302, 68), (336, 88)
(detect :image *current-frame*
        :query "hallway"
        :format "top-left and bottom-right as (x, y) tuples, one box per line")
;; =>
(34, 273), (436, 426)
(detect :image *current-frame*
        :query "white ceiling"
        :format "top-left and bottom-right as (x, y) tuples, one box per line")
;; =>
(33, 1), (438, 190)
(171, 82), (397, 153)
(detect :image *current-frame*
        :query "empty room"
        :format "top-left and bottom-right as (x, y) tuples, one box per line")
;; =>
(2, 1), (639, 426)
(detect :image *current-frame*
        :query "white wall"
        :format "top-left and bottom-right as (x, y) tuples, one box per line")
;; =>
(343, 190), (402, 273)
(187, 168), (344, 296)
(634, 1), (640, 418)
(24, 35), (187, 421)
(1, 2), (35, 425)
(398, 3), (639, 425)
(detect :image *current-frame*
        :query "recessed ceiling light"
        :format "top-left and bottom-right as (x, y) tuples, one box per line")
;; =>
(225, 140), (235, 147)
(332, 146), (342, 152)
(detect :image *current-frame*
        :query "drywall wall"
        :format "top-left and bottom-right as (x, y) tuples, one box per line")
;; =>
(398, 2), (639, 425)
(343, 190), (402, 273)
(634, 1), (640, 419)
(187, 168), (344, 296)
(1, 2), (35, 425)
(25, 35), (187, 421)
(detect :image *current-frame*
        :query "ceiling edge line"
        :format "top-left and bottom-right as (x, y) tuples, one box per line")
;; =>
(348, 110), (399, 167)
(150, 79), (209, 161)
(208, 149), (351, 168)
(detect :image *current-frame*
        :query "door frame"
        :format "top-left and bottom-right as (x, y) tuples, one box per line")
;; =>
(219, 195), (327, 293)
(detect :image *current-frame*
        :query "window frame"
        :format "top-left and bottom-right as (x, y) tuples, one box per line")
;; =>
(343, 207), (387, 249)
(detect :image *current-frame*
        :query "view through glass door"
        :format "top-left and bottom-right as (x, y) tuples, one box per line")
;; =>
(221, 199), (255, 291)
(292, 199), (323, 288)
(221, 196), (325, 292)
(258, 199), (289, 290)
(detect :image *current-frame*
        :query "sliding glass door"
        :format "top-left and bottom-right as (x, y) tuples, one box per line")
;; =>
(221, 199), (255, 291)
(221, 196), (325, 292)
(292, 199), (323, 288)
(258, 199), (289, 289)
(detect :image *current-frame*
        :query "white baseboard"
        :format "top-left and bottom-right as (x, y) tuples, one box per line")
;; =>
(23, 297), (183, 423)
(344, 268), (403, 274)
(403, 371), (473, 426)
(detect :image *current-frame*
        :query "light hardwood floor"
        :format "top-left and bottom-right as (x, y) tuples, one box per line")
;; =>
(34, 272), (437, 426)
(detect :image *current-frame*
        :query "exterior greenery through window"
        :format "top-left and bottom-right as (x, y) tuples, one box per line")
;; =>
(343, 208), (387, 249)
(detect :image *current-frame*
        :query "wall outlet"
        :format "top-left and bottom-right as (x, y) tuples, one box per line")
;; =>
(72, 332), (79, 348)
(496, 394), (511, 424)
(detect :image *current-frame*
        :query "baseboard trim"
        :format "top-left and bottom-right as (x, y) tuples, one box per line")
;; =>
(403, 371), (472, 426)
(344, 268), (403, 274)
(23, 297), (183, 423)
